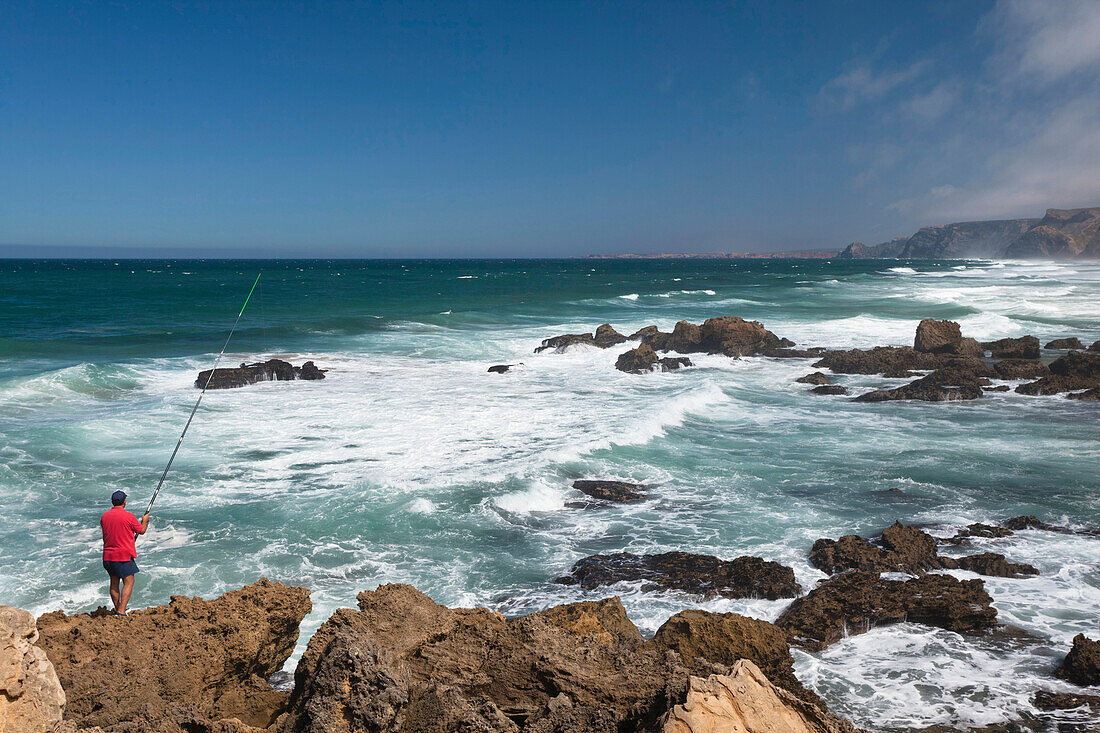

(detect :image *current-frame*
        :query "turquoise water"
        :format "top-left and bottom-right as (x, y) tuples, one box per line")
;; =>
(1, 258), (1098, 730)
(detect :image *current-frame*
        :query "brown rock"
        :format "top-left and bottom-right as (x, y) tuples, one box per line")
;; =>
(854, 367), (987, 403)
(36, 578), (311, 732)
(197, 359), (327, 389)
(1049, 350), (1100, 379)
(615, 343), (659, 373)
(658, 357), (693, 371)
(809, 522), (945, 575)
(1033, 690), (1100, 711)
(534, 333), (595, 353)
(534, 597), (644, 646)
(698, 316), (791, 356)
(1015, 374), (1100, 395)
(0, 605), (66, 733)
(775, 571), (997, 651)
(1045, 337), (1085, 350)
(914, 319), (963, 354)
(813, 347), (949, 376)
(572, 479), (646, 503)
(1057, 634), (1100, 686)
(993, 359), (1050, 379)
(630, 325), (663, 340)
(593, 323), (628, 348)
(951, 553), (1039, 578)
(762, 347), (829, 358)
(796, 372), (831, 385)
(982, 336), (1040, 359)
(1090, 340), (1100, 353)
(811, 385), (848, 395)
(557, 552), (802, 600)
(1067, 388), (1100, 400)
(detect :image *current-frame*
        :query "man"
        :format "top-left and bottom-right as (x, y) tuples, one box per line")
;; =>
(100, 490), (150, 616)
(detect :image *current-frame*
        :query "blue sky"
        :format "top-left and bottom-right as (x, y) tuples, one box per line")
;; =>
(2, 1), (1099, 257)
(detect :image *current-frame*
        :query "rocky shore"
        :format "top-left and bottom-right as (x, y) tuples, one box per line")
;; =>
(7, 515), (1097, 733)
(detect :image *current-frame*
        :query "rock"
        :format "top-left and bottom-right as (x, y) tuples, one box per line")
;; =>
(913, 319), (963, 354)
(535, 333), (595, 353)
(593, 323), (628, 348)
(1002, 515), (1066, 532)
(812, 347), (949, 376)
(981, 336), (1040, 360)
(0, 605), (66, 733)
(557, 552), (802, 600)
(36, 578), (311, 732)
(629, 325), (663, 340)
(196, 359), (327, 389)
(1049, 350), (1100, 379)
(1090, 340), (1100, 353)
(1045, 337), (1086, 350)
(572, 479), (646, 503)
(952, 553), (1039, 578)
(853, 367), (987, 402)
(1033, 690), (1100, 711)
(993, 359), (1050, 379)
(656, 320), (704, 353)
(1067, 387), (1100, 400)
(487, 364), (512, 374)
(535, 597), (644, 646)
(811, 385), (848, 395)
(1003, 207), (1100, 258)
(762, 347), (829, 358)
(1057, 634), (1100, 686)
(775, 571), (997, 651)
(796, 372), (831, 385)
(658, 357), (693, 371)
(698, 316), (792, 357)
(615, 344), (659, 373)
(1015, 374), (1100, 395)
(659, 661), (863, 733)
(809, 522), (945, 575)
(942, 523), (1014, 543)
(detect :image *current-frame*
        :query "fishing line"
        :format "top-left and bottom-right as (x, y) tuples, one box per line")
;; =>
(144, 273), (261, 516)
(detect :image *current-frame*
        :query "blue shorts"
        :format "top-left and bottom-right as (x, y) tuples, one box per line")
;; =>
(103, 559), (139, 578)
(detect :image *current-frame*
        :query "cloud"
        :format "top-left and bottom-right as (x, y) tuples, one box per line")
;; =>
(898, 83), (956, 122)
(819, 58), (931, 110)
(984, 0), (1100, 81)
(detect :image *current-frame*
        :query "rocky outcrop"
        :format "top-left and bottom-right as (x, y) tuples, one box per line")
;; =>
(658, 357), (693, 371)
(812, 347), (948, 376)
(811, 385), (848, 395)
(775, 572), (997, 651)
(982, 336), (1040, 360)
(197, 359), (326, 389)
(487, 364), (513, 374)
(641, 317), (793, 357)
(1091, 341), (1100, 353)
(572, 479), (646, 503)
(1068, 388), (1100, 400)
(854, 366), (988, 402)
(913, 319), (981, 357)
(1049, 350), (1100, 380)
(1015, 374), (1099, 396)
(659, 661), (863, 733)
(556, 552), (802, 600)
(535, 333), (595, 353)
(593, 323), (628, 348)
(1045, 337), (1086, 350)
(762, 347), (829, 358)
(1003, 208), (1100, 259)
(1033, 690), (1100, 711)
(837, 239), (906, 259)
(616, 344), (658, 373)
(952, 552), (1038, 578)
(900, 218), (1038, 259)
(1, 605), (66, 733)
(796, 372), (831, 385)
(282, 584), (861, 733)
(1057, 635), (1100, 687)
(36, 579), (311, 732)
(994, 359), (1050, 380)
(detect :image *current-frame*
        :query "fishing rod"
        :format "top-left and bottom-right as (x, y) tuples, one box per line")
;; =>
(144, 273), (261, 516)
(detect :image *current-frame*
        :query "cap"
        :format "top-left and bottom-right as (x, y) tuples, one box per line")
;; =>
(111, 490), (127, 506)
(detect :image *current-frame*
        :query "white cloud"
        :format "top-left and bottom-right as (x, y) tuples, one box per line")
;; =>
(819, 58), (931, 110)
(898, 83), (956, 122)
(985, 0), (1100, 81)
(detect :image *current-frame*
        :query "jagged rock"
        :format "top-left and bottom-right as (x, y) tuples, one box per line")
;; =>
(1015, 374), (1100, 395)
(0, 605), (66, 733)
(659, 661), (864, 733)
(1057, 634), (1100, 686)
(1067, 388), (1100, 400)
(951, 553), (1039, 578)
(775, 571), (997, 651)
(699, 317), (792, 356)
(854, 367), (988, 402)
(982, 336), (1040, 360)
(994, 359), (1050, 379)
(942, 523), (1014, 543)
(557, 552), (801, 600)
(615, 344), (659, 373)
(1033, 690), (1100, 711)
(811, 385), (848, 395)
(809, 522), (945, 575)
(488, 364), (512, 374)
(658, 357), (693, 371)
(985, 384), (1011, 392)
(572, 479), (646, 503)
(914, 319), (976, 355)
(534, 333), (595, 353)
(1003, 515), (1067, 532)
(762, 347), (829, 358)
(647, 321), (702, 352)
(536, 597), (644, 646)
(593, 323), (628, 348)
(813, 347), (949, 376)
(196, 359), (327, 389)
(629, 325), (663, 340)
(1045, 337), (1085, 350)
(36, 578), (311, 732)
(1003, 208), (1100, 258)
(796, 372), (831, 385)
(1049, 350), (1100, 379)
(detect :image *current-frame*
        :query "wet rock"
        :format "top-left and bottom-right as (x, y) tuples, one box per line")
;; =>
(1003, 515), (1067, 532)
(994, 359), (1050, 379)
(942, 523), (1015, 543)
(615, 343), (659, 373)
(629, 325), (663, 340)
(809, 522), (945, 575)
(593, 323), (628, 348)
(1032, 690), (1100, 711)
(1045, 337), (1086, 350)
(763, 347), (829, 358)
(854, 367), (987, 402)
(1015, 374), (1100, 395)
(1057, 634), (1100, 686)
(488, 364), (512, 374)
(658, 356), (693, 371)
(197, 359), (327, 389)
(558, 551), (802, 600)
(811, 385), (848, 395)
(643, 317), (791, 357)
(775, 571), (997, 651)
(914, 319), (966, 354)
(534, 333), (595, 353)
(572, 479), (646, 503)
(0, 605), (66, 733)
(951, 553), (1039, 578)
(1049, 350), (1100, 380)
(812, 347), (948, 376)
(796, 372), (831, 385)
(1090, 340), (1100, 353)
(649, 320), (703, 352)
(1067, 387), (1100, 400)
(36, 578), (311, 732)
(985, 385), (1011, 392)
(659, 661), (863, 733)
(982, 336), (1040, 360)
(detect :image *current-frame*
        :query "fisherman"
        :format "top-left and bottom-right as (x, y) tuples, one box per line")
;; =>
(100, 490), (150, 616)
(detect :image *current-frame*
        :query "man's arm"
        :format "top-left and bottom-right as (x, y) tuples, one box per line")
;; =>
(134, 513), (150, 536)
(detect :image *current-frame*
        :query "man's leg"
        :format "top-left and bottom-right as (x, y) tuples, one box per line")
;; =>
(109, 575), (121, 611)
(117, 574), (135, 615)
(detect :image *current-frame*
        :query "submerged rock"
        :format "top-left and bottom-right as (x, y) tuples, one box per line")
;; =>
(658, 356), (693, 371)
(1057, 634), (1100, 686)
(1032, 690), (1100, 711)
(762, 347), (829, 358)
(197, 359), (327, 389)
(1045, 337), (1086, 350)
(951, 552), (1039, 578)
(1015, 374), (1100, 395)
(796, 372), (831, 385)
(775, 571), (997, 651)
(994, 359), (1050, 380)
(535, 333), (595, 353)
(811, 385), (848, 395)
(854, 367), (988, 403)
(557, 552), (802, 600)
(488, 364), (513, 373)
(0, 605), (66, 733)
(572, 479), (646, 503)
(942, 522), (1015, 543)
(982, 336), (1040, 360)
(36, 578), (311, 732)
(1067, 387), (1100, 400)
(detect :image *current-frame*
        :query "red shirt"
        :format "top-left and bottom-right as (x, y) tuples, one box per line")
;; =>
(101, 507), (143, 561)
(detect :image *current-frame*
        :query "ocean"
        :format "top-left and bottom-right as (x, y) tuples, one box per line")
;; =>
(1, 257), (1098, 731)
